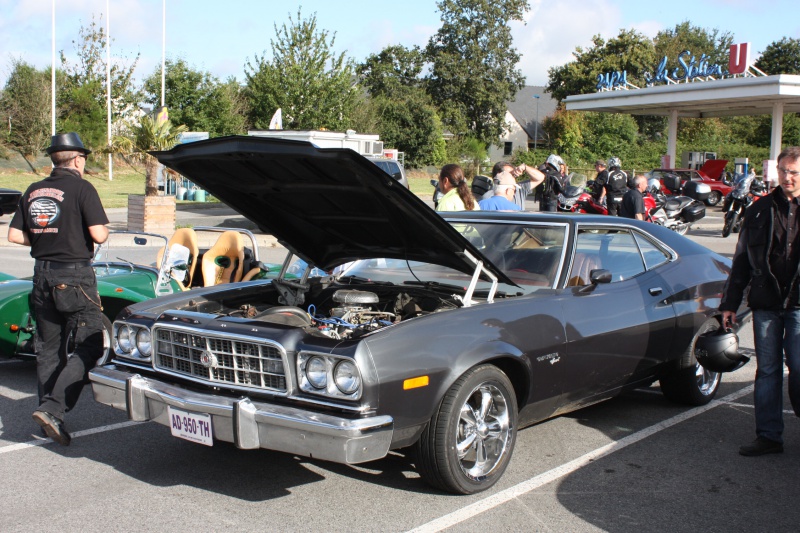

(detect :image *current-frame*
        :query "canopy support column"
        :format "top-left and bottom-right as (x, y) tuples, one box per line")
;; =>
(770, 102), (785, 160)
(667, 109), (678, 168)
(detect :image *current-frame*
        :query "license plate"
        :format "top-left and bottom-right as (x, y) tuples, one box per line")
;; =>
(168, 406), (213, 446)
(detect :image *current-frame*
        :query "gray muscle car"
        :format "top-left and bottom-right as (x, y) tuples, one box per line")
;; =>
(88, 136), (748, 494)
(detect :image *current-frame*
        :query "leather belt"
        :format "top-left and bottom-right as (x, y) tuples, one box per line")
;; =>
(34, 260), (92, 269)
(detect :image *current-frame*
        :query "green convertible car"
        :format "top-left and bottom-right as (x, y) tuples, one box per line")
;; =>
(0, 226), (296, 360)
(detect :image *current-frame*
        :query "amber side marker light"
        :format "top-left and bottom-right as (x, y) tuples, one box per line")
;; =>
(10, 325), (20, 332)
(403, 376), (429, 390)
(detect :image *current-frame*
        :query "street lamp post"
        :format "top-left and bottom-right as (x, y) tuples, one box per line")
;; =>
(533, 94), (540, 156)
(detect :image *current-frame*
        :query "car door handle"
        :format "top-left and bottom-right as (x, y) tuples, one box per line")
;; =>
(649, 287), (663, 296)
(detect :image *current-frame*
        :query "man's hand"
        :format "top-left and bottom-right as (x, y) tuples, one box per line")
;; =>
(721, 310), (737, 328)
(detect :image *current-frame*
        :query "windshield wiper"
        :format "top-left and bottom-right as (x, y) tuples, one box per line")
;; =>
(402, 280), (466, 292)
(338, 275), (394, 286)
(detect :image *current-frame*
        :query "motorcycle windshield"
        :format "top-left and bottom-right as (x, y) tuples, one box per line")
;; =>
(732, 173), (754, 193)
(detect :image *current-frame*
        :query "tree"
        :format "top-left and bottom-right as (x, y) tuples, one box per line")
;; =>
(425, 0), (528, 145)
(654, 21), (734, 71)
(358, 45), (425, 98)
(756, 37), (800, 75)
(546, 30), (656, 103)
(243, 9), (357, 130)
(112, 115), (187, 196)
(58, 14), (141, 153)
(372, 91), (445, 168)
(0, 60), (52, 170)
(143, 59), (246, 136)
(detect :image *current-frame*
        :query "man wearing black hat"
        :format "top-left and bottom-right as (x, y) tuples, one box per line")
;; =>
(7, 132), (108, 446)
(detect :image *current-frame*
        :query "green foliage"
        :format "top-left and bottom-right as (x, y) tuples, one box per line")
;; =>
(443, 135), (487, 178)
(654, 21), (734, 69)
(547, 30), (656, 103)
(755, 37), (800, 75)
(142, 59), (246, 136)
(358, 45), (425, 98)
(372, 91), (445, 168)
(243, 8), (357, 131)
(0, 60), (51, 161)
(58, 14), (141, 153)
(425, 0), (528, 145)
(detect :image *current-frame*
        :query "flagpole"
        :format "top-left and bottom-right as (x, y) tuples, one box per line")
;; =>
(106, 0), (113, 180)
(51, 0), (56, 136)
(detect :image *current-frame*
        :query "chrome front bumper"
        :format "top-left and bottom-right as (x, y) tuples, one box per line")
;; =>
(89, 365), (394, 464)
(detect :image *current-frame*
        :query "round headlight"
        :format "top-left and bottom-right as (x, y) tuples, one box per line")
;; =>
(136, 328), (152, 356)
(117, 325), (133, 353)
(334, 360), (361, 394)
(305, 356), (327, 389)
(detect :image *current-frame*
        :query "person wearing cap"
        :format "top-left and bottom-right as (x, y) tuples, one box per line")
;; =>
(7, 132), (109, 446)
(479, 161), (545, 211)
(479, 171), (523, 211)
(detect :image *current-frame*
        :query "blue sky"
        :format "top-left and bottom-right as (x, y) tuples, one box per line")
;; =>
(1, 0), (797, 89)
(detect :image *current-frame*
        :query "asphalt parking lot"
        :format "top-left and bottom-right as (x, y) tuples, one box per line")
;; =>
(1, 205), (798, 532)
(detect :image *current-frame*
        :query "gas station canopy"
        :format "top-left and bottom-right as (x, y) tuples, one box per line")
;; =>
(565, 74), (800, 117)
(565, 74), (800, 163)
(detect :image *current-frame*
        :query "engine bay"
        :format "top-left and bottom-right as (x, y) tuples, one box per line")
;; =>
(172, 277), (461, 340)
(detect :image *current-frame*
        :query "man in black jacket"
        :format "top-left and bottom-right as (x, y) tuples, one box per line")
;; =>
(720, 146), (800, 457)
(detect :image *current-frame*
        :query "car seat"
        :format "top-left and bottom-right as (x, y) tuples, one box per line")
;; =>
(156, 228), (199, 289)
(567, 252), (601, 287)
(201, 230), (245, 287)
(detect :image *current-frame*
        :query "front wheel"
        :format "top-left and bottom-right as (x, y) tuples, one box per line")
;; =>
(722, 211), (738, 238)
(706, 190), (722, 206)
(660, 319), (721, 405)
(414, 365), (517, 494)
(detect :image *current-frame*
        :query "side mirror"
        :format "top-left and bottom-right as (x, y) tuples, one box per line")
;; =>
(169, 260), (189, 281)
(590, 269), (612, 284)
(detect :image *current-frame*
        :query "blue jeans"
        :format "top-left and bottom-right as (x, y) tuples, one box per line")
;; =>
(752, 309), (800, 443)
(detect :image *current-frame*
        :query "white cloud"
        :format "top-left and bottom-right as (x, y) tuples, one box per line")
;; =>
(511, 0), (622, 86)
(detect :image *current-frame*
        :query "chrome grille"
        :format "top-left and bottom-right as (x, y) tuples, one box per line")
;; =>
(153, 327), (287, 392)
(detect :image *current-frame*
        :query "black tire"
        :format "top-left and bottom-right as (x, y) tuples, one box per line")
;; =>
(722, 211), (738, 238)
(660, 319), (721, 405)
(706, 191), (722, 206)
(414, 365), (517, 494)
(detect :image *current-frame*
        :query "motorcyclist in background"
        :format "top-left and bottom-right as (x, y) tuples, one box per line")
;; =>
(539, 154), (568, 212)
(600, 156), (629, 216)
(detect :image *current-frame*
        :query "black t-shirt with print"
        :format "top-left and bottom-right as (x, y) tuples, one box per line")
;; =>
(10, 167), (108, 261)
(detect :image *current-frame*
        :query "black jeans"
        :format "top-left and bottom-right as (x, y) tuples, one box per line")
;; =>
(607, 195), (624, 216)
(32, 265), (104, 420)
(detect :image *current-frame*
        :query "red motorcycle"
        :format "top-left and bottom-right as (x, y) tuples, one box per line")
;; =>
(557, 185), (608, 214)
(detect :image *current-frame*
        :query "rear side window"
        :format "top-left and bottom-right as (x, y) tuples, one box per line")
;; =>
(372, 161), (402, 181)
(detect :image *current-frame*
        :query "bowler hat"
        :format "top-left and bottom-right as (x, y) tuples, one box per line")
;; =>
(46, 132), (92, 155)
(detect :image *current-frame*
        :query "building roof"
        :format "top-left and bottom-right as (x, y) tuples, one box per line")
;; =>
(506, 86), (558, 141)
(564, 74), (800, 117)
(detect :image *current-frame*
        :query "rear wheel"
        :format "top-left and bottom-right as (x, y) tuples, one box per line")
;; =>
(722, 211), (738, 238)
(414, 365), (517, 494)
(660, 319), (721, 405)
(706, 191), (722, 206)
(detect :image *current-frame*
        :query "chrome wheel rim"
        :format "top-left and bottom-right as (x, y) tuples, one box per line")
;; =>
(456, 383), (512, 481)
(695, 362), (720, 396)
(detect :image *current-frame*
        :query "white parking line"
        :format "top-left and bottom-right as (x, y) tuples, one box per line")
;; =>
(721, 400), (796, 415)
(0, 420), (142, 455)
(407, 384), (755, 533)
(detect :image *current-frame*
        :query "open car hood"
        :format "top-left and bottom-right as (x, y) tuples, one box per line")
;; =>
(152, 136), (512, 284)
(698, 159), (728, 180)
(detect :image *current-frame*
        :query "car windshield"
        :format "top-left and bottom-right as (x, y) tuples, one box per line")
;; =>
(341, 221), (568, 295)
(92, 232), (168, 270)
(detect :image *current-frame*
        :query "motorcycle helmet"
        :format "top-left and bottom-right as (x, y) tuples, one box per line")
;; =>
(607, 156), (621, 170)
(546, 154), (564, 171)
(647, 178), (661, 193)
(694, 326), (749, 372)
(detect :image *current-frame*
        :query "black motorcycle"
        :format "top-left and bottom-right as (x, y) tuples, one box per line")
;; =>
(721, 172), (766, 238)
